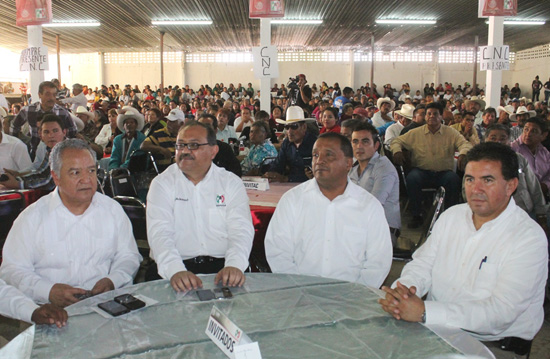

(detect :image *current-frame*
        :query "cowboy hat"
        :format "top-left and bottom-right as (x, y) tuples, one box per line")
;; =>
(464, 96), (486, 111)
(69, 113), (85, 132)
(376, 97), (395, 111)
(275, 106), (316, 125)
(496, 105), (514, 116)
(0, 107), (7, 118)
(75, 106), (95, 121)
(395, 104), (415, 120)
(117, 106), (145, 132)
(509, 106), (537, 122)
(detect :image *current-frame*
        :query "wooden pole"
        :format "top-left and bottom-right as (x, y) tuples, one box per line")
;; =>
(370, 34), (375, 97)
(56, 34), (61, 83)
(473, 35), (478, 96)
(160, 31), (165, 92)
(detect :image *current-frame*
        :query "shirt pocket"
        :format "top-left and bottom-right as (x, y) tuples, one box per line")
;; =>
(209, 207), (228, 239)
(472, 262), (499, 296)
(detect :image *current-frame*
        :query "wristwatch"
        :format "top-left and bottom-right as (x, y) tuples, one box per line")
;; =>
(421, 310), (426, 324)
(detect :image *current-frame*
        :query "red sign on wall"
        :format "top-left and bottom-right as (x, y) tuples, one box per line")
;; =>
(249, 0), (285, 18)
(479, 0), (518, 17)
(16, 0), (52, 27)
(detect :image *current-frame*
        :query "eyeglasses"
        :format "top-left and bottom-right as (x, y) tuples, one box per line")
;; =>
(175, 142), (211, 150)
(284, 123), (300, 130)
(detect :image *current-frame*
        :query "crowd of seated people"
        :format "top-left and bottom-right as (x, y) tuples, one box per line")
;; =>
(0, 75), (549, 358)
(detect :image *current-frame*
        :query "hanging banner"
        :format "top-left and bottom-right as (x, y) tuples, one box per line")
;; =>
(16, 0), (52, 26)
(479, 45), (510, 71)
(252, 46), (279, 79)
(19, 46), (49, 71)
(249, 0), (284, 18)
(478, 0), (517, 17)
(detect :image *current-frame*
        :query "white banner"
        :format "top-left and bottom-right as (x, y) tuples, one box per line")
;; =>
(479, 45), (510, 71)
(19, 46), (49, 71)
(252, 45), (279, 79)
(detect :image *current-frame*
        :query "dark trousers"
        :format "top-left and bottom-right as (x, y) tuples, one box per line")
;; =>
(145, 257), (225, 282)
(406, 168), (460, 215)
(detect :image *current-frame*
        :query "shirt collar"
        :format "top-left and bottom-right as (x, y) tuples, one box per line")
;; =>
(305, 177), (354, 200)
(466, 196), (517, 231)
(48, 187), (99, 214)
(423, 124), (443, 135)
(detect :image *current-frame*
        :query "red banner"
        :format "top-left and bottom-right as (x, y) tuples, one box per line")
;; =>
(16, 0), (52, 27)
(249, 0), (285, 18)
(479, 0), (517, 17)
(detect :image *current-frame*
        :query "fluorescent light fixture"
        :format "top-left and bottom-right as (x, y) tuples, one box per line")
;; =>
(151, 20), (212, 25)
(42, 21), (100, 27)
(376, 19), (437, 25)
(271, 19), (323, 25)
(485, 19), (546, 25)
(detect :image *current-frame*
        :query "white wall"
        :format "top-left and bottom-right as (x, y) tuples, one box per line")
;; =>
(104, 62), (183, 90)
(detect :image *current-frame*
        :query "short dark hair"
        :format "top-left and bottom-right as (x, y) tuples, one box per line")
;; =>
(426, 102), (443, 115)
(341, 118), (363, 131)
(255, 110), (270, 122)
(251, 121), (270, 136)
(525, 117), (547, 133)
(179, 122), (217, 145)
(38, 81), (57, 94)
(486, 123), (510, 138)
(352, 122), (380, 144)
(413, 105), (426, 116)
(463, 111), (475, 118)
(148, 108), (163, 121)
(323, 107), (338, 118)
(343, 87), (353, 95)
(466, 142), (519, 180)
(483, 107), (497, 116)
(198, 113), (218, 129)
(40, 114), (64, 129)
(317, 132), (353, 158)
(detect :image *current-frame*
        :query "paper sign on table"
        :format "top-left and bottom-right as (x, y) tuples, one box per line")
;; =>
(242, 176), (270, 191)
(234, 342), (262, 359)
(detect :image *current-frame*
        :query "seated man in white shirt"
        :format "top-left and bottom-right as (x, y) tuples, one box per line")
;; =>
(146, 122), (254, 291)
(349, 123), (401, 246)
(265, 132), (393, 288)
(0, 139), (142, 308)
(0, 278), (67, 328)
(379, 142), (547, 359)
(0, 129), (32, 174)
(215, 108), (237, 143)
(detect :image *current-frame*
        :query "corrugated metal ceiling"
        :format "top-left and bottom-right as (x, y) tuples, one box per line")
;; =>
(0, 0), (548, 54)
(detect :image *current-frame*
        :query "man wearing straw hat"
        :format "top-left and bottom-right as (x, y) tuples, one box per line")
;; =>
(509, 106), (537, 142)
(464, 96), (486, 126)
(264, 106), (317, 183)
(108, 107), (146, 170)
(371, 97), (395, 128)
(384, 104), (414, 146)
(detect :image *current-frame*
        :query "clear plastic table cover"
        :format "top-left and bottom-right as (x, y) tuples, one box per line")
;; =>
(29, 274), (465, 359)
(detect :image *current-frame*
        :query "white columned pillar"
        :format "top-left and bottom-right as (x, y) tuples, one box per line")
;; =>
(259, 18), (271, 113)
(27, 25), (44, 103)
(98, 52), (105, 86)
(485, 16), (504, 108)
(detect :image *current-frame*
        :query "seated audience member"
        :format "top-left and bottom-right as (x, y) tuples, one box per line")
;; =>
(451, 111), (480, 146)
(0, 127), (32, 173)
(371, 97), (395, 128)
(474, 107), (497, 142)
(391, 102), (472, 228)
(216, 108), (237, 143)
(379, 142), (547, 359)
(340, 103), (354, 122)
(95, 108), (122, 155)
(400, 105), (426, 135)
(333, 86), (353, 116)
(509, 106), (537, 142)
(0, 115), (66, 191)
(0, 279), (67, 327)
(340, 118), (363, 142)
(197, 114), (242, 177)
(265, 133), (392, 288)
(60, 83), (87, 112)
(109, 107), (146, 170)
(351, 107), (370, 123)
(349, 123), (401, 246)
(319, 107), (341, 134)
(146, 122), (253, 290)
(0, 139), (141, 308)
(264, 106), (317, 182)
(12, 81), (77, 160)
(141, 108), (184, 169)
(142, 108), (166, 138)
(496, 105), (514, 126)
(465, 96), (486, 126)
(240, 121), (277, 175)
(384, 104), (414, 146)
(233, 107), (253, 133)
(511, 117), (550, 199)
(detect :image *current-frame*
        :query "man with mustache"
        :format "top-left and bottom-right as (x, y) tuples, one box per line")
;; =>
(146, 122), (254, 291)
(379, 142), (547, 359)
(265, 133), (392, 288)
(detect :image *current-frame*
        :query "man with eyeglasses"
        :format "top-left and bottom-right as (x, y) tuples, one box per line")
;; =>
(263, 106), (317, 182)
(146, 122), (254, 291)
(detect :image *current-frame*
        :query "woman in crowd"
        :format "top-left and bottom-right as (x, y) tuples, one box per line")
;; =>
(320, 107), (341, 134)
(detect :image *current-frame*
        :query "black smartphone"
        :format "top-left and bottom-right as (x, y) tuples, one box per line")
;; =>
(196, 289), (216, 301)
(114, 294), (146, 310)
(98, 300), (131, 317)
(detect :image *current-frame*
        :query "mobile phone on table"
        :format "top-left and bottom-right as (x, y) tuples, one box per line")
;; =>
(196, 289), (216, 301)
(213, 287), (233, 299)
(98, 300), (131, 317)
(114, 294), (146, 310)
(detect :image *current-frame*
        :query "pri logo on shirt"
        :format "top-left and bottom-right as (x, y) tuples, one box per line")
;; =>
(216, 195), (226, 206)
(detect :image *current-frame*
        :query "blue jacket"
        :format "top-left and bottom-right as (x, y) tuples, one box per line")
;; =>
(109, 131), (146, 170)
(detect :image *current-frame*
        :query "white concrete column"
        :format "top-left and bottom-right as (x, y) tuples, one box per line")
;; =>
(259, 18), (271, 113)
(27, 25), (44, 103)
(485, 16), (504, 108)
(98, 52), (105, 86)
(349, 50), (355, 90)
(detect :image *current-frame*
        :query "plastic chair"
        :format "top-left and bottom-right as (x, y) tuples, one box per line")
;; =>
(393, 186), (445, 261)
(113, 196), (149, 258)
